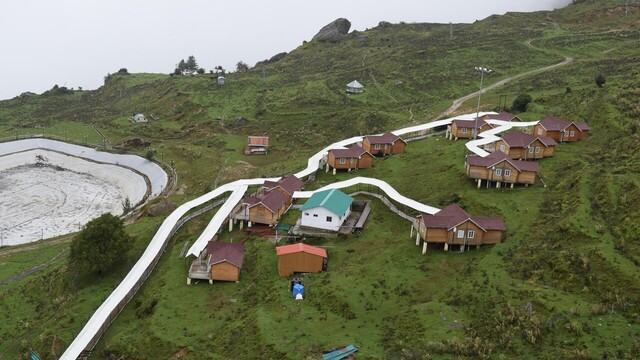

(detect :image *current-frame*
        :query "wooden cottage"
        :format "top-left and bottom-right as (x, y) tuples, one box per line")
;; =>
(346, 80), (364, 94)
(534, 117), (590, 142)
(276, 243), (328, 277)
(206, 241), (245, 282)
(362, 131), (407, 156)
(326, 145), (374, 174)
(300, 189), (353, 232)
(244, 136), (269, 155)
(447, 118), (494, 140)
(412, 204), (505, 253)
(188, 241), (245, 284)
(494, 130), (556, 160)
(261, 175), (305, 207)
(242, 189), (290, 226)
(482, 111), (523, 123)
(465, 151), (539, 188)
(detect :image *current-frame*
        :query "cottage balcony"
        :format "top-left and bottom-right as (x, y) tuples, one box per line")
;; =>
(188, 260), (210, 280)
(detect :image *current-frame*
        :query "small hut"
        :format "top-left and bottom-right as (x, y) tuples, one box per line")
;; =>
(276, 243), (327, 277)
(217, 75), (225, 85)
(131, 113), (147, 123)
(346, 80), (364, 94)
(244, 136), (269, 155)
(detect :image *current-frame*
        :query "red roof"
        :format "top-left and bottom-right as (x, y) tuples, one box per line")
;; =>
(484, 112), (521, 122)
(420, 204), (505, 232)
(264, 175), (304, 196)
(276, 243), (327, 258)
(574, 122), (590, 131)
(247, 136), (269, 146)
(452, 118), (490, 129)
(466, 151), (539, 172)
(501, 130), (556, 148)
(364, 131), (406, 145)
(247, 189), (289, 213)
(329, 144), (371, 158)
(206, 241), (245, 268)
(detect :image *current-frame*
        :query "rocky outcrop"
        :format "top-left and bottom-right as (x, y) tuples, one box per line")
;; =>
(147, 198), (177, 217)
(312, 18), (351, 43)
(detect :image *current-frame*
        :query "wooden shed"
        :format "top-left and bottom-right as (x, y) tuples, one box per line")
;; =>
(276, 243), (327, 277)
(362, 131), (407, 156)
(207, 241), (245, 282)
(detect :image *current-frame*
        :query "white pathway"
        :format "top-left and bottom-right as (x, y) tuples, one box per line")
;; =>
(60, 111), (540, 359)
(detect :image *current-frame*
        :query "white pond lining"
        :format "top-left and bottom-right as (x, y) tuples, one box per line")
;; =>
(60, 112), (540, 359)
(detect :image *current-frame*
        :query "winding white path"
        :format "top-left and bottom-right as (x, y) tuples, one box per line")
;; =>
(60, 111), (541, 359)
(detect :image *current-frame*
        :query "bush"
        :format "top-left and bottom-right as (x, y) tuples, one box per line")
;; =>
(511, 94), (532, 113)
(595, 74), (606, 88)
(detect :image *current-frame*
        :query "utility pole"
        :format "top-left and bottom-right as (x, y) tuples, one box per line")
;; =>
(474, 67), (492, 140)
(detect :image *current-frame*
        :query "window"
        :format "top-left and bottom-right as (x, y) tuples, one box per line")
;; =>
(467, 230), (475, 238)
(570, 130), (575, 137)
(504, 169), (511, 177)
(326, 216), (333, 222)
(339, 157), (346, 164)
(313, 214), (318, 217)
(495, 168), (502, 176)
(528, 147), (534, 154)
(304, 212), (309, 216)
(457, 230), (465, 238)
(461, 128), (468, 133)
(535, 146), (541, 154)
(499, 144), (506, 152)
(421, 222), (426, 231)
(537, 128), (543, 135)
(564, 130), (570, 137)
(374, 144), (381, 150)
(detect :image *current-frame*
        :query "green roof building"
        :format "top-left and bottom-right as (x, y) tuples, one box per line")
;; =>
(300, 189), (353, 231)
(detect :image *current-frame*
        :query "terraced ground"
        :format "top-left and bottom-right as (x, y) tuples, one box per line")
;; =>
(2, 1), (640, 358)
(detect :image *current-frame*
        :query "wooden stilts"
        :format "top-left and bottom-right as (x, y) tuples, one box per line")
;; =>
(416, 232), (421, 246)
(229, 219), (233, 231)
(444, 243), (449, 252)
(187, 277), (191, 285)
(477, 179), (482, 189)
(422, 241), (428, 254)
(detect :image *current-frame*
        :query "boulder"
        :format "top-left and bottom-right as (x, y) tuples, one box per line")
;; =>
(312, 18), (351, 43)
(122, 137), (151, 148)
(268, 52), (288, 63)
(147, 198), (177, 217)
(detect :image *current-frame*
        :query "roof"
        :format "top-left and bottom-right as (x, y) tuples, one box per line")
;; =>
(263, 175), (304, 196)
(466, 151), (539, 172)
(248, 189), (290, 213)
(300, 188), (353, 217)
(500, 131), (557, 148)
(484, 111), (520, 122)
(364, 131), (406, 145)
(574, 122), (590, 131)
(538, 117), (570, 131)
(247, 136), (269, 146)
(346, 80), (363, 88)
(328, 144), (371, 159)
(276, 243), (327, 258)
(452, 118), (490, 129)
(420, 204), (505, 232)
(132, 114), (145, 120)
(206, 241), (245, 268)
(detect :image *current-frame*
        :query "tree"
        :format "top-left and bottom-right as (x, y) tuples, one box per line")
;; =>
(69, 214), (132, 275)
(236, 61), (249, 72)
(511, 94), (532, 113)
(197, 67), (205, 75)
(145, 149), (155, 160)
(122, 197), (132, 214)
(595, 74), (606, 88)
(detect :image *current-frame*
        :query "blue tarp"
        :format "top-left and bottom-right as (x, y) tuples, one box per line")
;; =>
(292, 284), (304, 299)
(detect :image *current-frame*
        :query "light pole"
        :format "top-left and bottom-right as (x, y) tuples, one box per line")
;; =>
(474, 66), (492, 140)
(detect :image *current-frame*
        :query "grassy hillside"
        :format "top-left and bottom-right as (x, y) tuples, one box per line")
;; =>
(2, 0), (640, 358)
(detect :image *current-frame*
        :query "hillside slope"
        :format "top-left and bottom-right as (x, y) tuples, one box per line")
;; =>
(2, 1), (640, 359)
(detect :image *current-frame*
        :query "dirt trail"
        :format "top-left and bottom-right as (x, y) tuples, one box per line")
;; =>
(438, 56), (574, 119)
